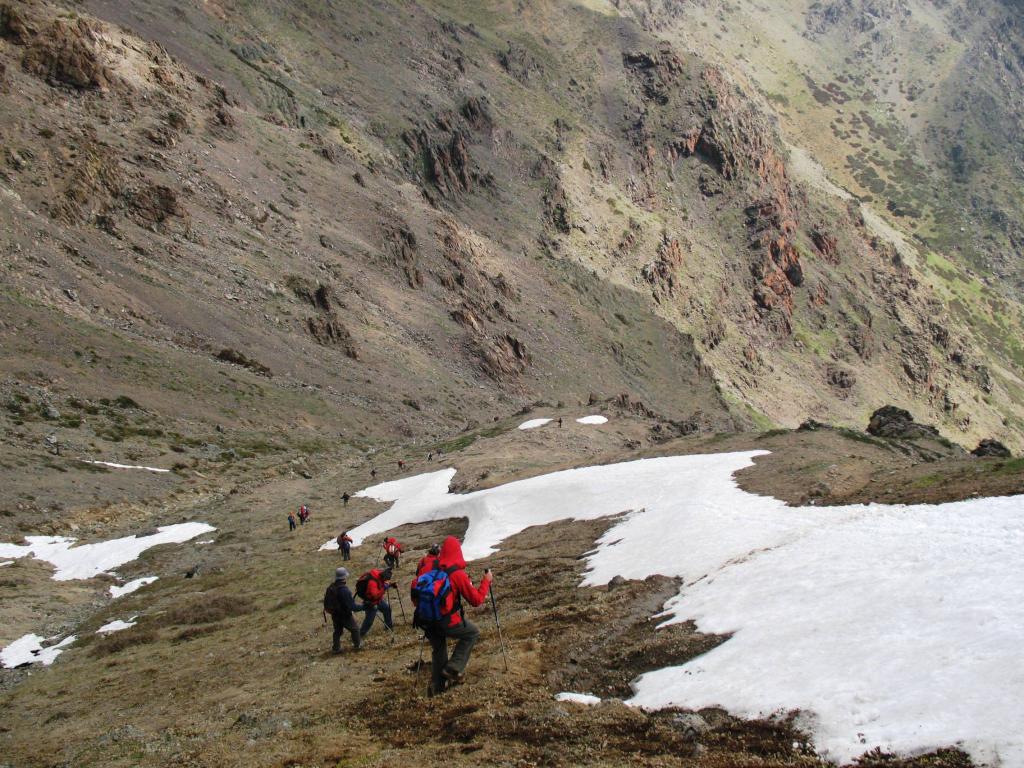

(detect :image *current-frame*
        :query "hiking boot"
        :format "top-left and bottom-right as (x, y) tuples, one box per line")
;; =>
(441, 666), (464, 684)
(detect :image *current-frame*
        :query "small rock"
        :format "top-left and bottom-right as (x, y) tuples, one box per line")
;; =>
(607, 575), (627, 590)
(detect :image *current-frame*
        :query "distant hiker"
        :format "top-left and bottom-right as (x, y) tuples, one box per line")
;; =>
(416, 543), (441, 576)
(428, 452), (434, 462)
(337, 531), (353, 560)
(324, 567), (363, 654)
(558, 417), (563, 428)
(298, 505), (310, 525)
(383, 536), (405, 569)
(288, 512), (297, 531)
(356, 567), (394, 639)
(411, 535), (492, 696)
(398, 459), (405, 470)
(342, 492), (350, 507)
(371, 468), (377, 479)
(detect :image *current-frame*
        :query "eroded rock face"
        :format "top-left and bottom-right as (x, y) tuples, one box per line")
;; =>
(479, 333), (530, 380)
(21, 17), (112, 90)
(383, 221), (422, 288)
(128, 185), (187, 226)
(642, 233), (685, 301)
(286, 276), (359, 358)
(866, 405), (940, 440)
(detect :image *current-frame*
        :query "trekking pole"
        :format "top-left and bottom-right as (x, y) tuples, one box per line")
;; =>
(376, 606), (396, 645)
(416, 632), (426, 688)
(392, 585), (408, 623)
(488, 584), (509, 672)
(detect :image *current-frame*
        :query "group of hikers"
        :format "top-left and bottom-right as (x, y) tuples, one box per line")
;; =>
(322, 534), (497, 697)
(287, 505), (311, 531)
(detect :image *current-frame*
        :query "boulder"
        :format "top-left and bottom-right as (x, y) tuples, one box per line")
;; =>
(972, 439), (1011, 459)
(866, 405), (939, 440)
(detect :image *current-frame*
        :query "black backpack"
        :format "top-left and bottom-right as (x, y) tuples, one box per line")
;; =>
(323, 582), (342, 614)
(355, 572), (380, 601)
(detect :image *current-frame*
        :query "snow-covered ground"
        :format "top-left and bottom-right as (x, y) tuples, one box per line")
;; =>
(110, 576), (158, 598)
(555, 692), (602, 705)
(334, 451), (1024, 766)
(575, 415), (607, 425)
(0, 523), (214, 581)
(1, 634), (76, 668)
(96, 617), (137, 634)
(78, 460), (171, 473)
(517, 418), (552, 430)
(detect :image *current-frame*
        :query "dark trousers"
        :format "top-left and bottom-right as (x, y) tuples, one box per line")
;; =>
(341, 543), (351, 561)
(427, 619), (479, 693)
(360, 600), (393, 638)
(384, 553), (398, 569)
(288, 519), (296, 531)
(332, 613), (360, 652)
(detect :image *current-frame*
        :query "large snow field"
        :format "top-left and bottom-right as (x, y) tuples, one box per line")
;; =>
(332, 451), (1024, 765)
(0, 522), (215, 581)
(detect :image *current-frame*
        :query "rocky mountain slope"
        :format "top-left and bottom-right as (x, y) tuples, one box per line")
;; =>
(3, 2), (1024, 764)
(1, 0), (1022, 522)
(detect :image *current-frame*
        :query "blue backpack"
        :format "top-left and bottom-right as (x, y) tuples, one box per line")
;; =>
(413, 566), (459, 626)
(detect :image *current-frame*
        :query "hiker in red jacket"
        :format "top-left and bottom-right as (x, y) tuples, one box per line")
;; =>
(357, 567), (394, 639)
(382, 537), (405, 569)
(416, 543), (441, 576)
(412, 535), (492, 696)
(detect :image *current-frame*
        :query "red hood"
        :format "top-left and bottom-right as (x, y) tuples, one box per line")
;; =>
(438, 535), (466, 570)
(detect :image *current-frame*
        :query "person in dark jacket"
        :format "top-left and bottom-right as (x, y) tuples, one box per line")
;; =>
(337, 531), (353, 561)
(324, 567), (363, 653)
(358, 567), (394, 639)
(342, 492), (350, 507)
(413, 535), (492, 696)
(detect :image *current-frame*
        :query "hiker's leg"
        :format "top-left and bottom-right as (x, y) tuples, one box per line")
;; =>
(379, 600), (393, 629)
(445, 619), (480, 675)
(346, 616), (361, 649)
(360, 605), (378, 637)
(331, 615), (344, 653)
(428, 628), (448, 693)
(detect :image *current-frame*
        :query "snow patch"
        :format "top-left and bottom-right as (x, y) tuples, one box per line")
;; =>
(96, 617), (137, 634)
(517, 418), (552, 430)
(0, 522), (212, 581)
(109, 576), (158, 598)
(0, 560), (12, 567)
(1, 634), (76, 668)
(555, 692), (601, 705)
(340, 452), (1024, 766)
(79, 460), (171, 473)
(576, 415), (608, 425)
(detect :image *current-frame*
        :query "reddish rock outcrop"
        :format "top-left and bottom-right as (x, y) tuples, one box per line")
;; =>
(641, 233), (685, 301)
(21, 17), (112, 90)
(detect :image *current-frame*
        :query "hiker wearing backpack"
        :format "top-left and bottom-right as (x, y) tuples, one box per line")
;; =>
(324, 567), (364, 653)
(356, 567), (394, 639)
(411, 535), (492, 696)
(416, 543), (441, 575)
(337, 531), (353, 561)
(382, 537), (405, 569)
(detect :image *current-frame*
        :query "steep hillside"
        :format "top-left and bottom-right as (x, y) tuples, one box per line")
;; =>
(610, 0), (1024, 425)
(0, 0), (1019, 499)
